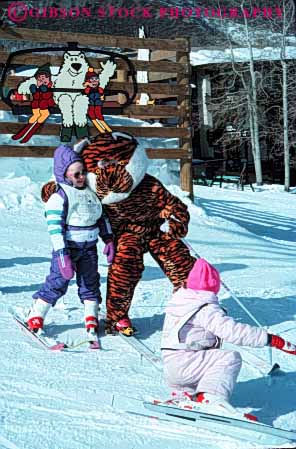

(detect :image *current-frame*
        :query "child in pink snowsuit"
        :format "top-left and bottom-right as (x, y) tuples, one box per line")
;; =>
(161, 258), (296, 418)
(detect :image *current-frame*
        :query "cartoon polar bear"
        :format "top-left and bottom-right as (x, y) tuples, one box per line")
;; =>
(18, 51), (116, 138)
(53, 50), (89, 129)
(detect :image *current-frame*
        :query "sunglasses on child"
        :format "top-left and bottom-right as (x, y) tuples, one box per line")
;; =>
(68, 170), (87, 179)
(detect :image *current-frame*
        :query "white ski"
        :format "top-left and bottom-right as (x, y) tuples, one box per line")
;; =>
(143, 400), (296, 446)
(13, 314), (66, 351)
(13, 314), (98, 351)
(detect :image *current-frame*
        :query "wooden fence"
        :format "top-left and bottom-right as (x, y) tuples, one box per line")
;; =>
(0, 27), (193, 196)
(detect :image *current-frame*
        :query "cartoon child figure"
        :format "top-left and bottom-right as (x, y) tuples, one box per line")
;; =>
(29, 63), (55, 124)
(12, 63), (55, 143)
(84, 68), (112, 134)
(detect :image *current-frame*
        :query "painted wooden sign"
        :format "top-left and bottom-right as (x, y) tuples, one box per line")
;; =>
(0, 43), (137, 142)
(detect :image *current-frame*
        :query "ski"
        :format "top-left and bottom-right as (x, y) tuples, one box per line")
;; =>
(143, 400), (296, 446)
(13, 314), (67, 351)
(20, 122), (43, 143)
(118, 333), (162, 371)
(89, 341), (100, 350)
(13, 314), (100, 351)
(11, 122), (35, 141)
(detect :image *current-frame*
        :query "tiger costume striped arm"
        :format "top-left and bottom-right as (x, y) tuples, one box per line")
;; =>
(158, 186), (190, 239)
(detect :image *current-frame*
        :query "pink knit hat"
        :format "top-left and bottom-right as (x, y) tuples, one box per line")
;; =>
(187, 258), (221, 294)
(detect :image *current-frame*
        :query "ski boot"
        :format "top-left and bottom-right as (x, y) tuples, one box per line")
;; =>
(178, 392), (258, 422)
(26, 298), (51, 333)
(84, 300), (99, 342)
(115, 317), (136, 337)
(104, 317), (136, 336)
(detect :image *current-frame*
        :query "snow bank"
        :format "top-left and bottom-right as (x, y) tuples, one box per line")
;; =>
(190, 45), (296, 66)
(0, 158), (182, 211)
(0, 175), (44, 210)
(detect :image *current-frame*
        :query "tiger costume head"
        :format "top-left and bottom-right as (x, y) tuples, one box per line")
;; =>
(75, 133), (148, 205)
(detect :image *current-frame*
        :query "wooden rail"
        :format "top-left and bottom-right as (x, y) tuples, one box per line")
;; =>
(0, 145), (189, 160)
(0, 122), (191, 138)
(5, 77), (189, 95)
(0, 100), (184, 118)
(0, 27), (188, 51)
(0, 51), (188, 74)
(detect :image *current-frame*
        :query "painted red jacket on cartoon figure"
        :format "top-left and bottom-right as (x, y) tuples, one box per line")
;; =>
(30, 82), (55, 110)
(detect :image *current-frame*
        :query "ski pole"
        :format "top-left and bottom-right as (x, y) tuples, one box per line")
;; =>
(183, 239), (278, 375)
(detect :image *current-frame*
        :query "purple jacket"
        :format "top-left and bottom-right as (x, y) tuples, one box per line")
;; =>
(45, 145), (112, 252)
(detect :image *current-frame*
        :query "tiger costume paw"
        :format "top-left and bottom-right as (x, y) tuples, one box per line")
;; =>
(41, 181), (57, 202)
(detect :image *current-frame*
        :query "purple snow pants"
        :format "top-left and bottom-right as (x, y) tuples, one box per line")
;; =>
(33, 241), (101, 306)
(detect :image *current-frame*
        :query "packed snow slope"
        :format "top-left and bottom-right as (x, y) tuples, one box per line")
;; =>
(1, 167), (296, 449)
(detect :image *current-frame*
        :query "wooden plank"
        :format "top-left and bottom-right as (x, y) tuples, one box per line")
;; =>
(0, 27), (188, 52)
(4, 77), (189, 95)
(0, 101), (184, 117)
(0, 146), (55, 158)
(146, 149), (189, 159)
(0, 52), (187, 74)
(111, 103), (185, 117)
(151, 50), (176, 61)
(0, 122), (190, 138)
(0, 145), (188, 160)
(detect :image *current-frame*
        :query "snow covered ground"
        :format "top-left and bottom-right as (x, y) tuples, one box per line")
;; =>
(1, 163), (296, 449)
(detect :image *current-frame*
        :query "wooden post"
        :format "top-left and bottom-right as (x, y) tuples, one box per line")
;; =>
(117, 69), (128, 104)
(176, 38), (193, 199)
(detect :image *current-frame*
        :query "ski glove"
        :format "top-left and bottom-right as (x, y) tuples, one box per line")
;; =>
(268, 334), (296, 355)
(103, 241), (115, 264)
(57, 249), (74, 280)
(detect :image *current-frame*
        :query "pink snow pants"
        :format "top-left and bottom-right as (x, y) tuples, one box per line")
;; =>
(163, 349), (242, 401)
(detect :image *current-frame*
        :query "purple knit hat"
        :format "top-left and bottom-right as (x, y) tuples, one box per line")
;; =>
(54, 145), (83, 184)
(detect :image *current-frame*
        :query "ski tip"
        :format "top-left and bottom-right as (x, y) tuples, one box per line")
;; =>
(49, 343), (68, 351)
(89, 341), (101, 350)
(268, 363), (281, 375)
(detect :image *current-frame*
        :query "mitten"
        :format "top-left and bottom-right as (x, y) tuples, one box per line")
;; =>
(39, 84), (48, 92)
(29, 84), (37, 94)
(268, 334), (296, 355)
(57, 249), (74, 280)
(103, 241), (115, 264)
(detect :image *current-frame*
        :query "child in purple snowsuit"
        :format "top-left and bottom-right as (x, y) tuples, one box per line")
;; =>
(27, 144), (114, 340)
(161, 258), (296, 420)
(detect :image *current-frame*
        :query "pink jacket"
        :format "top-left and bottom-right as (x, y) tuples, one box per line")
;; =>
(161, 288), (268, 353)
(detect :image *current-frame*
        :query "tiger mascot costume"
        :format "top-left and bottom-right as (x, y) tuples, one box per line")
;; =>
(42, 133), (196, 336)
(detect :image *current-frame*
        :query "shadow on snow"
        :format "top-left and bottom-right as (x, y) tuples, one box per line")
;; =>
(199, 197), (296, 242)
